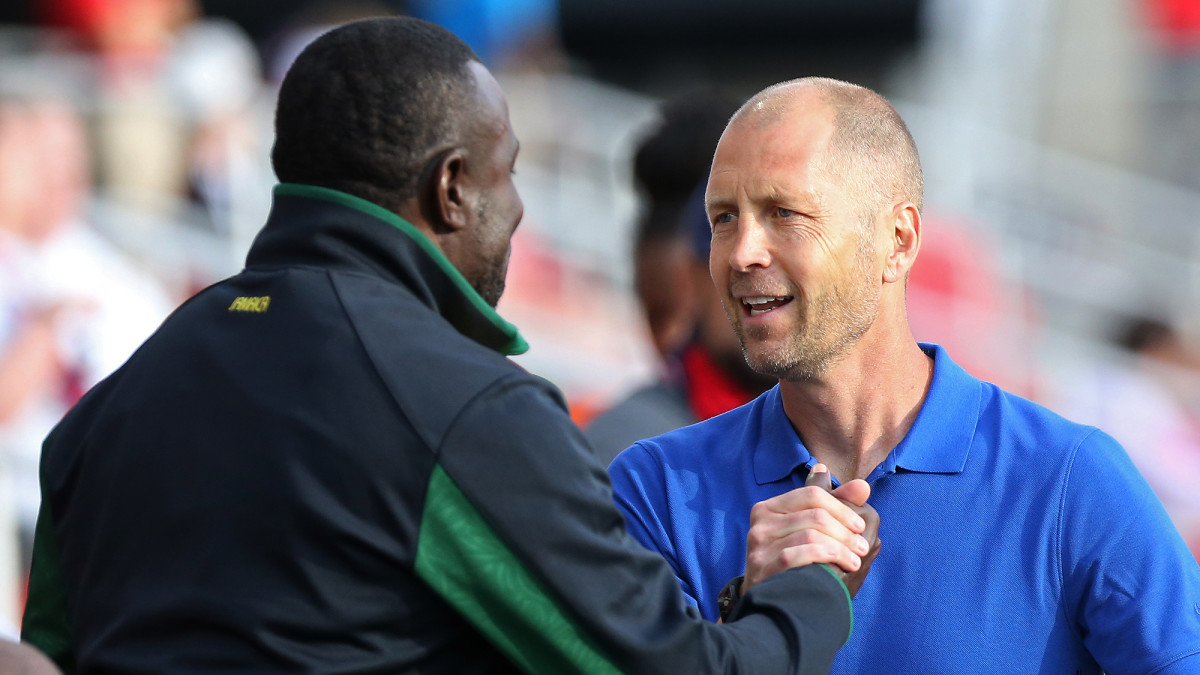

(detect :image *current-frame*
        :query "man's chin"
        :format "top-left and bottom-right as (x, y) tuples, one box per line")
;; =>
(740, 345), (787, 379)
(475, 279), (506, 308)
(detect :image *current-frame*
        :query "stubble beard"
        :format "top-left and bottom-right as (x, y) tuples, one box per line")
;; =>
(733, 239), (879, 382)
(475, 253), (509, 308)
(472, 201), (511, 309)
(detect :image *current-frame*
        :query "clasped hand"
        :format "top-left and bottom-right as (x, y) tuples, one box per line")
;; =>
(743, 464), (882, 597)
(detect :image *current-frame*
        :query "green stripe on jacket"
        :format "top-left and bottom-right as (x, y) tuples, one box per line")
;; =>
(415, 465), (619, 674)
(21, 499), (75, 673)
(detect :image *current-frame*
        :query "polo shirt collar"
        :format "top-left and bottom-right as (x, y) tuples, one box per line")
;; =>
(752, 343), (980, 485)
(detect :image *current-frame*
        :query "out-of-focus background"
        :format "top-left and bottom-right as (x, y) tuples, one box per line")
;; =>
(1, 0), (1199, 636)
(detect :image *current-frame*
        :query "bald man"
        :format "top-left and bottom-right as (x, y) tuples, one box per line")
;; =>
(609, 77), (1200, 673)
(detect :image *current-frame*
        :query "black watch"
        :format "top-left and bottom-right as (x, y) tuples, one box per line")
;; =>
(717, 575), (744, 623)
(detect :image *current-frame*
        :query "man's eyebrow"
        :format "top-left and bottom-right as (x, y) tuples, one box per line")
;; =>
(705, 196), (733, 213)
(772, 185), (825, 208)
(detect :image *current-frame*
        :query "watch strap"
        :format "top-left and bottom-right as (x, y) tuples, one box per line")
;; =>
(717, 575), (744, 623)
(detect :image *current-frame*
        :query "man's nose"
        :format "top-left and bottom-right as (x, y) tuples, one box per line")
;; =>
(727, 218), (771, 271)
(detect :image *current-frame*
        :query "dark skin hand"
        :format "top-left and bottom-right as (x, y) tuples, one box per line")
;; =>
(803, 465), (881, 597)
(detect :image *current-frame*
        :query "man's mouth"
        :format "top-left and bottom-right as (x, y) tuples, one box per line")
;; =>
(741, 295), (793, 317)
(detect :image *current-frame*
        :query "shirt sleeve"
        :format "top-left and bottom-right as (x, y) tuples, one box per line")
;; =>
(1058, 428), (1200, 674)
(608, 443), (703, 610)
(421, 373), (851, 675)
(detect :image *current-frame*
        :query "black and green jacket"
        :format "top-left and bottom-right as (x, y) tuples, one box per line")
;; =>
(22, 184), (852, 674)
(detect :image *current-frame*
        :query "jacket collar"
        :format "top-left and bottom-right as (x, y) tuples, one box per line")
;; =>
(753, 344), (979, 485)
(246, 183), (528, 356)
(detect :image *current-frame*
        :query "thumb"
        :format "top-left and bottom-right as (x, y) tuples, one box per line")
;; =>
(805, 463), (833, 492)
(831, 479), (871, 507)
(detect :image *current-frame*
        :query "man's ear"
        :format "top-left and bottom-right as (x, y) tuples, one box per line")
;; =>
(883, 201), (920, 284)
(422, 149), (470, 235)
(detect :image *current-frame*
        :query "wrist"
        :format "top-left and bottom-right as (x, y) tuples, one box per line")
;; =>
(717, 575), (744, 623)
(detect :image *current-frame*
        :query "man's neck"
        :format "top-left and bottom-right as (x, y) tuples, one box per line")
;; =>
(778, 331), (933, 483)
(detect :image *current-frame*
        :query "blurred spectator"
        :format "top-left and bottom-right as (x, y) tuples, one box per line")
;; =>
(627, 90), (738, 359)
(168, 15), (272, 248)
(26, 0), (275, 293)
(37, 0), (200, 213)
(34, 0), (271, 244)
(1050, 315), (1200, 557)
(584, 91), (775, 465)
(0, 101), (35, 636)
(0, 97), (175, 579)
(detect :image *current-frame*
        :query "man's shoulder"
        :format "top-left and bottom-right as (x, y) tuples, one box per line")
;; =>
(927, 343), (1099, 453)
(332, 271), (519, 373)
(978, 379), (1108, 457)
(314, 268), (557, 447)
(920, 345), (1114, 480)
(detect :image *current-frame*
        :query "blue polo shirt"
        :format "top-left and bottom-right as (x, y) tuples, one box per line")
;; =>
(609, 344), (1200, 673)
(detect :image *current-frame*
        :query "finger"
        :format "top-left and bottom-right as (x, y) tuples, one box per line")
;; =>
(778, 518), (871, 558)
(851, 502), (880, 542)
(830, 478), (871, 507)
(746, 533), (863, 589)
(747, 508), (871, 558)
(778, 534), (863, 574)
(805, 463), (833, 492)
(844, 502), (881, 563)
(756, 486), (867, 533)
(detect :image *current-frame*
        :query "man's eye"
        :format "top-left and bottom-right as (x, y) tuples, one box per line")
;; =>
(776, 207), (796, 218)
(714, 212), (735, 224)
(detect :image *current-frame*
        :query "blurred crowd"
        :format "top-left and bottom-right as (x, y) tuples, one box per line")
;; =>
(0, 0), (1199, 641)
(0, 0), (269, 636)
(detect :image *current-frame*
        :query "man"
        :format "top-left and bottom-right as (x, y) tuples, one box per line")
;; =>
(21, 19), (879, 674)
(609, 77), (1200, 672)
(585, 92), (775, 464)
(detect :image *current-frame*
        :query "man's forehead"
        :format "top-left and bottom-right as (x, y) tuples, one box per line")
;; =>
(465, 61), (515, 143)
(738, 85), (832, 129)
(711, 105), (833, 173)
(468, 61), (504, 101)
(705, 102), (835, 207)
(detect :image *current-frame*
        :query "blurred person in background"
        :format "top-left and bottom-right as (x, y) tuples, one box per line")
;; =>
(624, 91), (741, 360)
(168, 11), (273, 253)
(37, 0), (201, 214)
(609, 76), (1200, 673)
(0, 99), (42, 639)
(37, 0), (272, 265)
(22, 18), (876, 673)
(1051, 315), (1200, 558)
(585, 92), (775, 465)
(0, 96), (174, 580)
